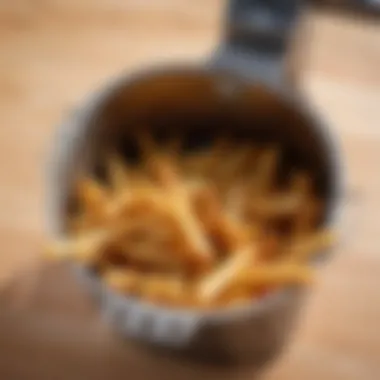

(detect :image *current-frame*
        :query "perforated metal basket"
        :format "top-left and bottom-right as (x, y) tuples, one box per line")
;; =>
(47, 0), (342, 367)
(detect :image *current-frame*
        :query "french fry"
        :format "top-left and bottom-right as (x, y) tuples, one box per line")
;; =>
(45, 229), (111, 264)
(234, 263), (314, 288)
(217, 285), (254, 307)
(286, 229), (335, 262)
(225, 183), (248, 221)
(103, 269), (139, 293)
(258, 230), (282, 261)
(139, 275), (186, 305)
(151, 158), (215, 265)
(191, 183), (250, 254)
(197, 245), (257, 301)
(76, 177), (109, 220)
(119, 239), (184, 271)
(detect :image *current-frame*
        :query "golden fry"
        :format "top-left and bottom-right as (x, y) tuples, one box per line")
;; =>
(119, 239), (183, 271)
(287, 229), (335, 262)
(197, 245), (257, 301)
(139, 275), (186, 305)
(103, 269), (139, 293)
(150, 161), (215, 265)
(225, 183), (248, 221)
(216, 284), (254, 307)
(46, 229), (110, 264)
(192, 184), (251, 253)
(235, 263), (314, 288)
(76, 177), (109, 219)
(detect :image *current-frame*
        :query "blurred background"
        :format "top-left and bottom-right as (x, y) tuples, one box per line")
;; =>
(0, 0), (379, 379)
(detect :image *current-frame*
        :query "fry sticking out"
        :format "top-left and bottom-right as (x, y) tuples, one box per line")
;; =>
(46, 229), (111, 265)
(197, 245), (257, 301)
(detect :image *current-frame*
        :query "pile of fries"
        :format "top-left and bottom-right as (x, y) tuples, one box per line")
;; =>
(47, 133), (334, 309)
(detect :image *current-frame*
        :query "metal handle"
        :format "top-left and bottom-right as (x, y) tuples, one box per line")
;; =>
(213, 0), (305, 87)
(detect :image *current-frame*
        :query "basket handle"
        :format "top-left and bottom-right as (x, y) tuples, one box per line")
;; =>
(212, 0), (306, 87)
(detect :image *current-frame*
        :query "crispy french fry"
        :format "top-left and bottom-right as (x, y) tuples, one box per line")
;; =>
(103, 269), (139, 293)
(45, 229), (111, 264)
(173, 206), (214, 265)
(119, 239), (183, 271)
(192, 183), (251, 254)
(286, 229), (335, 262)
(259, 230), (282, 261)
(76, 177), (109, 222)
(148, 159), (215, 265)
(197, 245), (257, 301)
(235, 263), (314, 288)
(139, 275), (186, 305)
(217, 284), (254, 307)
(108, 183), (181, 225)
(225, 183), (248, 221)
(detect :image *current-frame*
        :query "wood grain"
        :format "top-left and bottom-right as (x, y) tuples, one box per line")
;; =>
(0, 1), (379, 379)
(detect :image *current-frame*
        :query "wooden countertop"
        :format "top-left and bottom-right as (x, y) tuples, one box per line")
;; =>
(0, 1), (379, 379)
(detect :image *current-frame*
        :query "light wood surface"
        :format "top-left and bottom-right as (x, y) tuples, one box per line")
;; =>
(0, 1), (380, 379)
